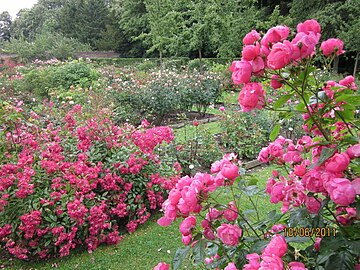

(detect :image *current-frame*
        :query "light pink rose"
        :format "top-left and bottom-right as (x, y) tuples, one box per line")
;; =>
(153, 262), (170, 270)
(224, 201), (238, 222)
(225, 262), (238, 270)
(267, 41), (293, 70)
(179, 216), (196, 236)
(297, 19), (321, 34)
(324, 153), (350, 173)
(346, 144), (360, 159)
(262, 234), (287, 258)
(217, 224), (242, 246)
(320, 38), (345, 56)
(289, 261), (307, 270)
(271, 75), (283, 89)
(230, 60), (252, 84)
(325, 178), (356, 206)
(238, 82), (266, 112)
(221, 163), (239, 180)
(243, 30), (261, 45)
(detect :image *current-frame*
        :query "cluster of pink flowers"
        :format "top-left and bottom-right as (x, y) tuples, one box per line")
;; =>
(0, 103), (180, 259)
(230, 19), (346, 112)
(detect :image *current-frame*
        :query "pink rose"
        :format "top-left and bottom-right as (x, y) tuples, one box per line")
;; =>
(314, 237), (321, 251)
(244, 253), (261, 270)
(243, 30), (261, 45)
(262, 234), (287, 258)
(221, 163), (239, 180)
(297, 19), (321, 34)
(262, 25), (290, 47)
(271, 75), (283, 89)
(242, 44), (261, 61)
(291, 32), (318, 60)
(305, 196), (321, 214)
(339, 75), (358, 90)
(320, 38), (345, 56)
(217, 224), (242, 246)
(270, 182), (285, 203)
(251, 56), (265, 73)
(225, 262), (238, 270)
(182, 234), (192, 245)
(238, 82), (266, 112)
(224, 201), (238, 222)
(294, 164), (306, 177)
(258, 147), (270, 163)
(153, 262), (170, 270)
(230, 60), (252, 84)
(325, 178), (356, 206)
(267, 41), (293, 70)
(351, 178), (360, 194)
(324, 153), (350, 173)
(179, 216), (196, 236)
(289, 261), (307, 270)
(259, 255), (284, 270)
(346, 144), (360, 159)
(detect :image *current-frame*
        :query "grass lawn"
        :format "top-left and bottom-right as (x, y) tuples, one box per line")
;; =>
(173, 121), (222, 142)
(1, 166), (277, 270)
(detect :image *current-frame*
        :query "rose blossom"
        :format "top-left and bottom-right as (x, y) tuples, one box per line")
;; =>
(244, 253), (261, 270)
(224, 262), (238, 270)
(262, 25), (290, 46)
(297, 19), (321, 36)
(243, 30), (261, 45)
(217, 224), (242, 246)
(229, 60), (252, 84)
(242, 44), (261, 61)
(179, 216), (196, 236)
(267, 41), (293, 70)
(324, 153), (350, 173)
(221, 163), (239, 181)
(325, 178), (356, 206)
(289, 261), (307, 270)
(320, 38), (345, 56)
(339, 75), (358, 90)
(262, 234), (287, 258)
(271, 75), (283, 89)
(153, 262), (170, 270)
(238, 82), (266, 112)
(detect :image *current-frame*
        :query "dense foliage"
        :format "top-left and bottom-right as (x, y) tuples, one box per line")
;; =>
(0, 100), (180, 259)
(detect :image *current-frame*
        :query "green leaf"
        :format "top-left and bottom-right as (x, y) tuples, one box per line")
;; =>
(192, 239), (206, 266)
(269, 124), (281, 141)
(273, 94), (292, 109)
(323, 250), (354, 270)
(336, 94), (360, 105)
(316, 147), (337, 167)
(285, 236), (311, 243)
(173, 246), (190, 270)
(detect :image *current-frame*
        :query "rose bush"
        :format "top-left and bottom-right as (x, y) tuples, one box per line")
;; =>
(154, 19), (359, 270)
(0, 101), (180, 259)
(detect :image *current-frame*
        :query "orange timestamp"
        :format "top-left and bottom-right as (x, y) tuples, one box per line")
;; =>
(283, 227), (336, 237)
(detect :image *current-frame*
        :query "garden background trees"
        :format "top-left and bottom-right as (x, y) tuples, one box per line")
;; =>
(1, 0), (358, 74)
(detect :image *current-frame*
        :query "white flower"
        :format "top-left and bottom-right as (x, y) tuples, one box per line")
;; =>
(69, 101), (74, 105)
(189, 164), (195, 170)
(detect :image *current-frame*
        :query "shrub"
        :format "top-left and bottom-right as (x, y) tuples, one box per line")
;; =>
(0, 103), (180, 260)
(219, 109), (271, 160)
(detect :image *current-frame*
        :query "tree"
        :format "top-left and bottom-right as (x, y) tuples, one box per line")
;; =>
(0, 11), (12, 42)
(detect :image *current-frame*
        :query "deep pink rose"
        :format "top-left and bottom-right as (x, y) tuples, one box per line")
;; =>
(243, 30), (261, 45)
(262, 25), (290, 47)
(271, 75), (283, 89)
(179, 216), (196, 236)
(302, 169), (329, 193)
(325, 178), (356, 206)
(324, 153), (350, 173)
(221, 163), (239, 180)
(258, 147), (270, 163)
(294, 164), (306, 176)
(153, 262), (170, 270)
(262, 234), (287, 258)
(297, 19), (321, 36)
(320, 38), (345, 56)
(217, 224), (242, 246)
(314, 237), (321, 251)
(270, 182), (285, 204)
(242, 44), (261, 61)
(305, 196), (321, 214)
(346, 144), (360, 159)
(182, 234), (192, 245)
(238, 82), (266, 112)
(230, 60), (252, 84)
(225, 262), (238, 270)
(289, 261), (307, 270)
(251, 56), (265, 73)
(267, 41), (293, 70)
(259, 255), (284, 270)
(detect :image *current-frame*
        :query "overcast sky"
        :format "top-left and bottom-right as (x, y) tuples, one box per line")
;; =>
(0, 0), (38, 19)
